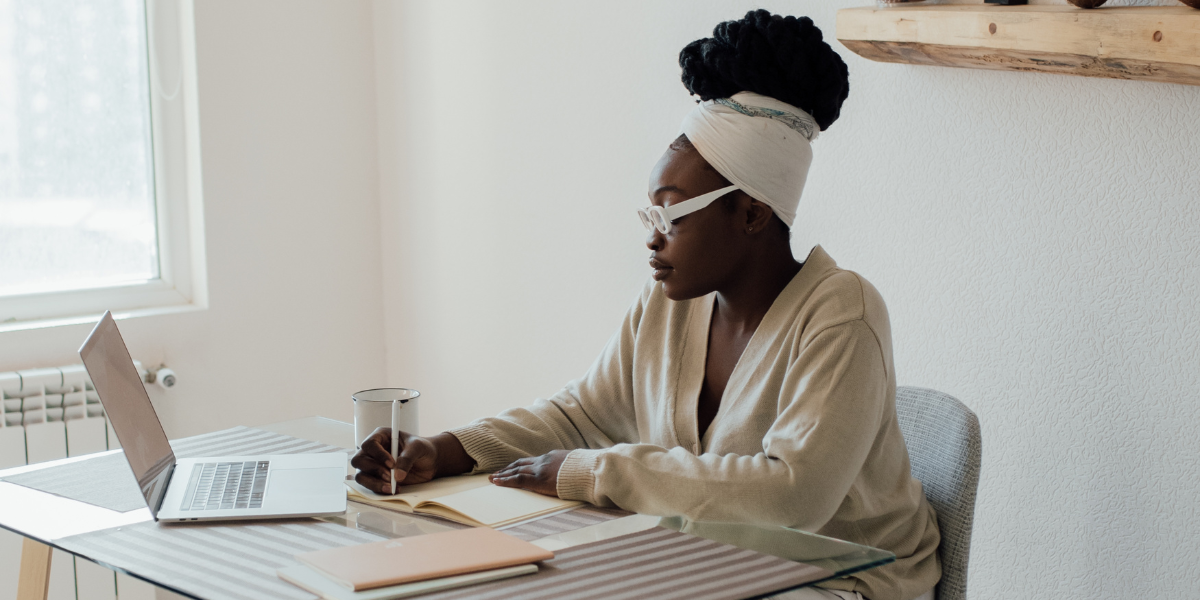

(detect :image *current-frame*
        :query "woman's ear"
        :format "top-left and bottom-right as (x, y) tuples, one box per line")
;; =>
(743, 197), (776, 234)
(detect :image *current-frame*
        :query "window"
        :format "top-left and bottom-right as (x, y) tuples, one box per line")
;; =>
(0, 0), (205, 329)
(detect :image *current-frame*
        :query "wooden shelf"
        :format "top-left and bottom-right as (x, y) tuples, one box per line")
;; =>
(836, 5), (1200, 86)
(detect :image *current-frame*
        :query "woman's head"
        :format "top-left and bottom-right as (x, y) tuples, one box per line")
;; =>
(646, 11), (849, 301)
(646, 135), (783, 300)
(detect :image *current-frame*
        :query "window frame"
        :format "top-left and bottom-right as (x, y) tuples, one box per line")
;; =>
(0, 0), (207, 331)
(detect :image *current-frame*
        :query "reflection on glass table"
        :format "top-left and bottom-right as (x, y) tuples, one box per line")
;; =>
(659, 518), (896, 582)
(321, 489), (895, 589)
(254, 418), (899, 591)
(1, 415), (898, 599)
(320, 502), (458, 539)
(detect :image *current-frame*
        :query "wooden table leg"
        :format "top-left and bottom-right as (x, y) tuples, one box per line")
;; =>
(16, 537), (53, 600)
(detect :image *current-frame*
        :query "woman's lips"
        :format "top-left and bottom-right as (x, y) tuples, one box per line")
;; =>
(649, 258), (673, 281)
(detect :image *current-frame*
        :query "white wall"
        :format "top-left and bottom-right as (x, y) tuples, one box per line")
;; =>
(3, 1), (1195, 597)
(0, 0), (385, 437)
(374, 1), (1200, 598)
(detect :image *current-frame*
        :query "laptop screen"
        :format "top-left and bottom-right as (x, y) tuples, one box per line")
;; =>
(79, 311), (175, 516)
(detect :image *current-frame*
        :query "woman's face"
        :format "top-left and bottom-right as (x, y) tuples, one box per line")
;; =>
(646, 143), (748, 301)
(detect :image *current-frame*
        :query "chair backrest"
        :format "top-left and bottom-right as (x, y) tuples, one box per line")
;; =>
(895, 386), (982, 600)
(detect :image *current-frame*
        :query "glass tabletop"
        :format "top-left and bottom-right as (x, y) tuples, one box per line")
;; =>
(260, 417), (897, 585)
(316, 498), (894, 586)
(1, 416), (895, 596)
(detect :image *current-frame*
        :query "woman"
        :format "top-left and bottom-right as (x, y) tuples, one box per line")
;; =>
(353, 11), (939, 600)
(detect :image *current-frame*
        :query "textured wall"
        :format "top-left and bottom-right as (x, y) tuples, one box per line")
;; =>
(799, 9), (1200, 600)
(374, 1), (1200, 597)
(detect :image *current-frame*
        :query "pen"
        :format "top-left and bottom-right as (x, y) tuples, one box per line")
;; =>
(391, 398), (400, 495)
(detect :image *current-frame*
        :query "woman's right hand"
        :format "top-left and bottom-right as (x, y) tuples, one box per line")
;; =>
(351, 427), (439, 493)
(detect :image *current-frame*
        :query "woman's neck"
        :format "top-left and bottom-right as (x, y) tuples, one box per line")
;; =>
(713, 243), (802, 334)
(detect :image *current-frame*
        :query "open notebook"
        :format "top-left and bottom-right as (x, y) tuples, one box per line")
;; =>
(345, 474), (580, 528)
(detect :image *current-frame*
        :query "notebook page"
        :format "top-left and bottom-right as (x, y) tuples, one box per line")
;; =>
(347, 474), (492, 508)
(425, 484), (580, 528)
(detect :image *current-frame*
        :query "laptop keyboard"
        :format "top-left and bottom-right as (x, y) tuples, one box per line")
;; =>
(180, 461), (270, 511)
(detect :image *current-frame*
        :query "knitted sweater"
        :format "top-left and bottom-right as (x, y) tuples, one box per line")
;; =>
(448, 245), (940, 600)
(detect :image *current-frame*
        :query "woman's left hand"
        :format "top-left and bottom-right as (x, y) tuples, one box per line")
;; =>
(489, 450), (571, 497)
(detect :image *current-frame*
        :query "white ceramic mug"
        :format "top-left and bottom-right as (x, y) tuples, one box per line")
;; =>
(352, 388), (420, 449)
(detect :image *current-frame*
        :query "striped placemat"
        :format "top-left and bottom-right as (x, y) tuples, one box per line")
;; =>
(47, 426), (832, 599)
(59, 519), (382, 600)
(62, 522), (832, 600)
(171, 426), (347, 459)
(501, 505), (632, 541)
(417, 526), (835, 600)
(2, 426), (347, 512)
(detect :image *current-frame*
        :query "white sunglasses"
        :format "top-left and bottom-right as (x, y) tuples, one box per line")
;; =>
(638, 185), (739, 235)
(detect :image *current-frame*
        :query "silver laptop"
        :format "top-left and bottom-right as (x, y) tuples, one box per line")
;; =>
(79, 311), (347, 522)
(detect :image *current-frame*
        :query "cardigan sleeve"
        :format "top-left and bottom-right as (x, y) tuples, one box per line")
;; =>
(561, 319), (888, 532)
(445, 285), (647, 477)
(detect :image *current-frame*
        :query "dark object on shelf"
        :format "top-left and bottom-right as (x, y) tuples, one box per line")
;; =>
(1066, 0), (1108, 7)
(984, 0), (1028, 4)
(1180, 0), (1200, 9)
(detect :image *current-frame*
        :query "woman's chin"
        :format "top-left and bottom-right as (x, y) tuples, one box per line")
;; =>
(659, 279), (707, 302)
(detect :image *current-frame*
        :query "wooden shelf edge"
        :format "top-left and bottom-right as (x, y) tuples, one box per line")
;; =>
(841, 39), (1200, 86)
(836, 5), (1200, 86)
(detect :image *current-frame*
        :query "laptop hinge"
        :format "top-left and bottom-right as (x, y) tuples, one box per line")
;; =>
(151, 462), (176, 520)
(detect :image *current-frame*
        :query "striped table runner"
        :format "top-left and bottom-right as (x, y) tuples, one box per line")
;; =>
(59, 518), (382, 600)
(417, 527), (835, 600)
(49, 427), (831, 599)
(61, 522), (832, 600)
(501, 505), (631, 541)
(171, 426), (347, 459)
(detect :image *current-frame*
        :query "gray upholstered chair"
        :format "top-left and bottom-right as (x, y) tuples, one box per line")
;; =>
(895, 386), (982, 600)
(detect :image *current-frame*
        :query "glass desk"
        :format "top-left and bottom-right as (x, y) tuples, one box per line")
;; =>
(1, 417), (894, 599)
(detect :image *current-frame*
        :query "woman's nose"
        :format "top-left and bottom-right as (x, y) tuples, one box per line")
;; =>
(645, 228), (663, 251)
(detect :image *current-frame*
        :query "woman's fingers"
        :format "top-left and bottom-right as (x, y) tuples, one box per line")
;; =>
(349, 454), (391, 483)
(502, 457), (534, 469)
(361, 431), (395, 468)
(393, 434), (425, 481)
(490, 472), (533, 487)
(491, 456), (550, 482)
(491, 464), (533, 478)
(355, 470), (394, 495)
(354, 427), (417, 488)
(349, 450), (388, 471)
(350, 445), (391, 483)
(490, 450), (567, 497)
(491, 471), (556, 497)
(349, 452), (371, 470)
(490, 465), (539, 484)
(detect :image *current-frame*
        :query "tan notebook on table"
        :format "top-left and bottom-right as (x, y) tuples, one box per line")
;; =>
(345, 474), (580, 528)
(294, 527), (554, 591)
(277, 564), (537, 599)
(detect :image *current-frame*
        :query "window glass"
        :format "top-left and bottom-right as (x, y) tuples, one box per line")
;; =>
(0, 0), (157, 298)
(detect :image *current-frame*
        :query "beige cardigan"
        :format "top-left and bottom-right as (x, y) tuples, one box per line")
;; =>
(449, 245), (940, 600)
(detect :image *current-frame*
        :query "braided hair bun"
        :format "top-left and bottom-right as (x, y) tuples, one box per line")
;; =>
(679, 10), (850, 131)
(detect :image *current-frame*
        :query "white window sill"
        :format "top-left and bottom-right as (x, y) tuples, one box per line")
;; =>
(0, 301), (207, 333)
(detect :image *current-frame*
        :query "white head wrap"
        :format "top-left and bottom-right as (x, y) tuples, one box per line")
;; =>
(679, 91), (818, 228)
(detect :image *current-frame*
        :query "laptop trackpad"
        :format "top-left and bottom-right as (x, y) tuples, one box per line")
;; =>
(268, 467), (343, 498)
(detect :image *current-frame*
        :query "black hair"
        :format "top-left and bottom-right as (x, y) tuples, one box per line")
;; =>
(679, 10), (849, 131)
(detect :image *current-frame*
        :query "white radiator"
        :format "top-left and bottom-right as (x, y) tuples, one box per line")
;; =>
(0, 363), (159, 600)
